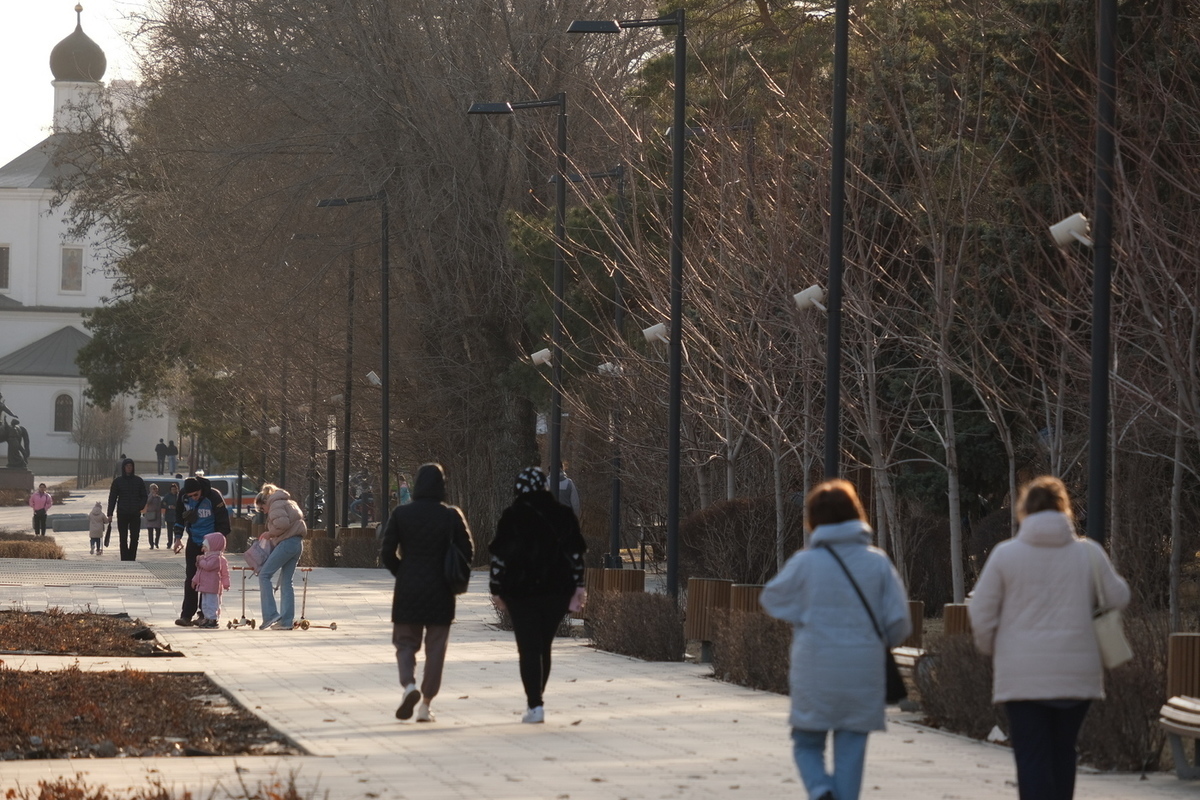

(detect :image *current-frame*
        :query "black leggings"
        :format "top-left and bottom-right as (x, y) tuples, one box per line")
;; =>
(506, 594), (571, 709)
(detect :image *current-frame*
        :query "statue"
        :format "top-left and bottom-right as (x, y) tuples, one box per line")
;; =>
(3, 417), (29, 470)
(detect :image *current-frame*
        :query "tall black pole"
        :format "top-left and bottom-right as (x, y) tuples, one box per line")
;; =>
(1088, 0), (1116, 545)
(342, 253), (355, 527)
(550, 94), (567, 502)
(824, 0), (849, 480)
(279, 364), (288, 488)
(665, 9), (686, 597)
(609, 165), (627, 567)
(380, 191), (390, 518)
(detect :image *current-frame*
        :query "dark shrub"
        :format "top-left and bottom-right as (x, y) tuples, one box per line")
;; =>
(918, 614), (1169, 772)
(711, 610), (790, 694)
(679, 496), (803, 585)
(339, 538), (379, 568)
(300, 536), (335, 567)
(1077, 615), (1167, 771)
(587, 591), (685, 661)
(915, 633), (1005, 740)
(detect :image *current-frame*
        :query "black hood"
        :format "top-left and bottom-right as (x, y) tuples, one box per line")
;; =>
(412, 463), (446, 501)
(121, 458), (135, 474)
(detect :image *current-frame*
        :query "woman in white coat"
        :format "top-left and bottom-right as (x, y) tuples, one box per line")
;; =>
(969, 475), (1129, 800)
(761, 479), (911, 800)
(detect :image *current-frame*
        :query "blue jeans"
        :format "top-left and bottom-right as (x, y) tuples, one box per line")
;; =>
(791, 728), (869, 800)
(258, 536), (303, 626)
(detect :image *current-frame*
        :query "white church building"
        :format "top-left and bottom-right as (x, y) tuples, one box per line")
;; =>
(0, 6), (173, 481)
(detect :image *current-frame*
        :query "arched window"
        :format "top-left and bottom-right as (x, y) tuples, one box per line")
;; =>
(54, 394), (74, 432)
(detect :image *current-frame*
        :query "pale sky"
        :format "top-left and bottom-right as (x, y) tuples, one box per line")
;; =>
(0, 1), (144, 163)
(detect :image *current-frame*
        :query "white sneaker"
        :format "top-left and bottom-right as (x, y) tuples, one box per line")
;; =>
(396, 684), (421, 720)
(521, 705), (544, 724)
(415, 701), (434, 722)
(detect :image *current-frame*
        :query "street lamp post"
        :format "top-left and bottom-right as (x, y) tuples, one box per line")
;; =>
(563, 165), (628, 567)
(317, 190), (390, 519)
(469, 94), (568, 502)
(569, 11), (686, 596)
(824, 0), (850, 479)
(1087, 0), (1116, 545)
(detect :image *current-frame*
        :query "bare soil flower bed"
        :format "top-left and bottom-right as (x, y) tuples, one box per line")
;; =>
(0, 610), (302, 761)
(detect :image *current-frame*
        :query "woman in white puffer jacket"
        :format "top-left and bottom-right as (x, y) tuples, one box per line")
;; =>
(969, 475), (1129, 800)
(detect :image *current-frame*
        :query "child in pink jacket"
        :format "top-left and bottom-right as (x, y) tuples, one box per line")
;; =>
(191, 532), (231, 628)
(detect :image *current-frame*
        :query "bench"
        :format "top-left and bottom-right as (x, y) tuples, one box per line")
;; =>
(49, 514), (90, 532)
(1160, 695), (1200, 778)
(892, 646), (925, 684)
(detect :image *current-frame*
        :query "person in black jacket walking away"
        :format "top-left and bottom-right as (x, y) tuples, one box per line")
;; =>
(490, 466), (587, 724)
(380, 463), (473, 724)
(107, 458), (148, 561)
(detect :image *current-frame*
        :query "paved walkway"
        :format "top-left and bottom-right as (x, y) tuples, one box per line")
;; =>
(0, 486), (1195, 799)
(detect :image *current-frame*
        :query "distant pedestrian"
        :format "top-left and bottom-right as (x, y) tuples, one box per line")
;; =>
(88, 501), (108, 555)
(29, 483), (52, 536)
(489, 466), (587, 724)
(558, 468), (581, 518)
(380, 463), (473, 724)
(760, 479), (911, 800)
(162, 483), (179, 547)
(191, 532), (231, 628)
(166, 440), (178, 473)
(154, 439), (168, 473)
(969, 476), (1130, 800)
(107, 458), (148, 561)
(398, 478), (412, 505)
(113, 453), (127, 479)
(256, 484), (306, 631)
(173, 475), (230, 626)
(143, 483), (165, 549)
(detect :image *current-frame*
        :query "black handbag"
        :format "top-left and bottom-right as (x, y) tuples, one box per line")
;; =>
(104, 522), (111, 548)
(819, 543), (908, 705)
(444, 535), (471, 595)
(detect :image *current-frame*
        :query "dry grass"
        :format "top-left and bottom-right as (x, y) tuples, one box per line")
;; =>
(0, 667), (302, 760)
(0, 609), (173, 657)
(3, 773), (320, 799)
(0, 540), (64, 559)
(0, 610), (302, 765)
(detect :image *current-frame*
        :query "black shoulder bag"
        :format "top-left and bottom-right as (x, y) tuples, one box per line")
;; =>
(819, 543), (907, 705)
(443, 529), (471, 595)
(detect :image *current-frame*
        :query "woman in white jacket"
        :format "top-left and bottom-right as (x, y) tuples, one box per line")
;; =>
(761, 479), (911, 800)
(969, 475), (1129, 800)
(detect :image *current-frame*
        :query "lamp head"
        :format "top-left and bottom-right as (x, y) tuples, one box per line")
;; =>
(793, 285), (828, 313)
(567, 20), (621, 33)
(468, 102), (515, 115)
(1049, 212), (1094, 248)
(642, 322), (669, 344)
(598, 362), (624, 377)
(366, 370), (383, 386)
(530, 348), (552, 366)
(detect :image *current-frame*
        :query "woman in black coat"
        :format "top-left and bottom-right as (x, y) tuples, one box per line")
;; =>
(490, 466), (587, 723)
(380, 462), (473, 723)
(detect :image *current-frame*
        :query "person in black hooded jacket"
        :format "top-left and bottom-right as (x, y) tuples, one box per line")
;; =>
(489, 466), (587, 724)
(107, 458), (148, 561)
(380, 462), (473, 723)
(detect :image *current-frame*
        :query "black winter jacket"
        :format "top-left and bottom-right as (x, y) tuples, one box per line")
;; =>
(489, 490), (586, 599)
(380, 464), (474, 626)
(107, 459), (148, 516)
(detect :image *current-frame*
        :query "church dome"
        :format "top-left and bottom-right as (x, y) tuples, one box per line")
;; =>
(50, 5), (107, 82)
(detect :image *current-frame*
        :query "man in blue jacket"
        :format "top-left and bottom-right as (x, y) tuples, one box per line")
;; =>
(173, 475), (231, 626)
